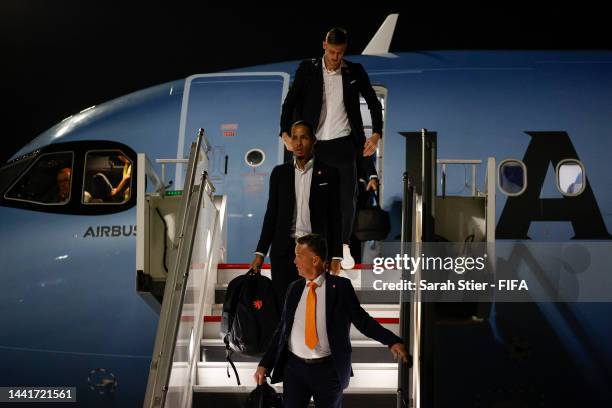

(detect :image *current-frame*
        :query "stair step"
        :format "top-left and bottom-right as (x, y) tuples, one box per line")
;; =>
(200, 304), (399, 340)
(200, 339), (397, 363)
(171, 305), (400, 354)
(207, 302), (399, 314)
(214, 263), (402, 303)
(195, 361), (399, 390)
(213, 290), (401, 304)
(214, 286), (400, 304)
(216, 269), (271, 283)
(215, 270), (364, 287)
(218, 263), (271, 270)
(217, 263), (373, 270)
(215, 264), (382, 286)
(192, 390), (397, 407)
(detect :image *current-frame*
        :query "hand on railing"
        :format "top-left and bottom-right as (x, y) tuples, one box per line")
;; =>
(250, 254), (264, 274)
(390, 343), (412, 366)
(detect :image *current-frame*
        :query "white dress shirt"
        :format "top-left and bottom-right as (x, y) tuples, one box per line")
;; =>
(255, 158), (313, 258)
(293, 157), (313, 238)
(316, 58), (352, 141)
(288, 273), (331, 358)
(255, 157), (342, 260)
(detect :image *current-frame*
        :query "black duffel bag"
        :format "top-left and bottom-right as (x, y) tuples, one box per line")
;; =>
(244, 382), (283, 408)
(353, 190), (390, 241)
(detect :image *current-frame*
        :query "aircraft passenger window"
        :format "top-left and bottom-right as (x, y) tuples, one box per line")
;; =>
(556, 160), (585, 196)
(498, 159), (527, 196)
(4, 152), (74, 205)
(82, 150), (132, 204)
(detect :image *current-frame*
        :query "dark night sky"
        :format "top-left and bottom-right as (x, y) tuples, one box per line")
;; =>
(1, 2), (610, 164)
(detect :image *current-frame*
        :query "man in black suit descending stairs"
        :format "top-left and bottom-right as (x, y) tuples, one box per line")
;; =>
(250, 120), (343, 306)
(254, 234), (410, 408)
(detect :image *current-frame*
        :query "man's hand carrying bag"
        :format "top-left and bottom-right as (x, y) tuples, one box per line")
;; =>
(353, 190), (390, 241)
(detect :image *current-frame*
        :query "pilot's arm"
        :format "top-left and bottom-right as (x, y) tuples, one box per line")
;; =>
(109, 164), (131, 198)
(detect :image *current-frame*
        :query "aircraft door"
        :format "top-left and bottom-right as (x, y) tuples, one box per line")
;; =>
(175, 73), (289, 261)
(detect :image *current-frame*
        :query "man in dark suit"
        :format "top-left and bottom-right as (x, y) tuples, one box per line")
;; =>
(250, 121), (343, 304)
(279, 27), (383, 270)
(254, 234), (410, 408)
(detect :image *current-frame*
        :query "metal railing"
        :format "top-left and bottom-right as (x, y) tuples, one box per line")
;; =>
(156, 128), (212, 186)
(144, 129), (223, 408)
(437, 159), (482, 198)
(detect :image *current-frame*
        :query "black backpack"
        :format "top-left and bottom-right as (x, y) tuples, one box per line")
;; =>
(244, 382), (283, 408)
(221, 269), (280, 384)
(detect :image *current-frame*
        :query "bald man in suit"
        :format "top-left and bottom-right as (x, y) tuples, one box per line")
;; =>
(254, 234), (410, 408)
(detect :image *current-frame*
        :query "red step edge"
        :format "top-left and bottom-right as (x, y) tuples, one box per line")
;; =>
(217, 263), (271, 269)
(217, 263), (373, 270)
(188, 316), (399, 324)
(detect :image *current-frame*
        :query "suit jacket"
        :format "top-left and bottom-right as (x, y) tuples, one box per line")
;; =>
(280, 57), (383, 178)
(255, 158), (342, 259)
(260, 273), (403, 389)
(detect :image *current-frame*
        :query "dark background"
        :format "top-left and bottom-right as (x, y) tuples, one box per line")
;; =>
(1, 2), (610, 164)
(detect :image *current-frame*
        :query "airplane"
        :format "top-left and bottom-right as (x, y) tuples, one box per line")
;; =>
(1, 13), (612, 407)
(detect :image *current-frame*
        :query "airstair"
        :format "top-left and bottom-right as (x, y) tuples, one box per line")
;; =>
(136, 129), (497, 407)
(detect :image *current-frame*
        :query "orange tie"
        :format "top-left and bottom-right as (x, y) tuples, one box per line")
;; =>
(305, 281), (319, 349)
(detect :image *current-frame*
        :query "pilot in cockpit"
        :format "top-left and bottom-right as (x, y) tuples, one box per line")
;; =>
(55, 167), (72, 203)
(83, 153), (132, 204)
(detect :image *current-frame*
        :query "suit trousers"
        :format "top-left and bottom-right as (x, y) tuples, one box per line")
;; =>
(283, 352), (343, 408)
(315, 136), (357, 244)
(270, 242), (300, 307)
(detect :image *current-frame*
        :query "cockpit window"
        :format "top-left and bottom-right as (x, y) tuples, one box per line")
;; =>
(4, 152), (74, 205)
(82, 150), (132, 204)
(0, 154), (36, 194)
